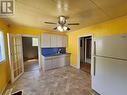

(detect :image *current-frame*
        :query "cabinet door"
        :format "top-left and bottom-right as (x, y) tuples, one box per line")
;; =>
(57, 35), (63, 47)
(52, 57), (65, 68)
(59, 57), (65, 67)
(52, 58), (60, 68)
(62, 36), (68, 47)
(44, 59), (52, 70)
(51, 35), (57, 47)
(65, 56), (70, 66)
(42, 34), (51, 47)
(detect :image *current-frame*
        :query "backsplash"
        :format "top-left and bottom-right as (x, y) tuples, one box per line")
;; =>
(42, 47), (66, 56)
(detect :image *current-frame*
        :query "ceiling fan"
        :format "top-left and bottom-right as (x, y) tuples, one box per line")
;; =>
(44, 16), (80, 32)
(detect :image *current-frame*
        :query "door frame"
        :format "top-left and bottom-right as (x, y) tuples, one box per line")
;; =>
(84, 37), (92, 63)
(77, 34), (94, 75)
(21, 34), (42, 70)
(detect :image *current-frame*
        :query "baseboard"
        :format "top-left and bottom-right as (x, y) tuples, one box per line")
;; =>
(70, 64), (79, 69)
(0, 79), (10, 95)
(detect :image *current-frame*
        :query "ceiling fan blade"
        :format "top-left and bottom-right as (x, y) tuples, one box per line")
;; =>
(44, 22), (57, 24)
(68, 23), (80, 25)
(54, 27), (57, 30)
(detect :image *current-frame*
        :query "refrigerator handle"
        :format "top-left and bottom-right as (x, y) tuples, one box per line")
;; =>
(94, 57), (96, 76)
(94, 41), (96, 56)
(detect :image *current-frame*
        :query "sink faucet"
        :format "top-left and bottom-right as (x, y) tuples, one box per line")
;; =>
(57, 49), (62, 54)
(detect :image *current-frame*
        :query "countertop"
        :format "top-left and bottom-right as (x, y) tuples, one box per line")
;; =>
(42, 53), (71, 59)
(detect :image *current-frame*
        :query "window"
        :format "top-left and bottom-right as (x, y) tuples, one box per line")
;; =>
(32, 37), (38, 46)
(0, 31), (5, 63)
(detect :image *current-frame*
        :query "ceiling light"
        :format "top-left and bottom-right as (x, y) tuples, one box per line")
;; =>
(57, 25), (69, 32)
(57, 25), (64, 32)
(63, 26), (68, 30)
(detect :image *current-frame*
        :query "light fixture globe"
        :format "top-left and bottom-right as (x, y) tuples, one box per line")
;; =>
(57, 25), (64, 32)
(57, 25), (69, 32)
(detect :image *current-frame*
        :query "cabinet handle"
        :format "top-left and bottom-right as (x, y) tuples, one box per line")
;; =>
(94, 57), (96, 76)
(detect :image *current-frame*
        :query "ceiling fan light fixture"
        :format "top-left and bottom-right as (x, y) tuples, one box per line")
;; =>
(57, 25), (69, 32)
(57, 25), (64, 32)
(44, 16), (79, 31)
(63, 26), (68, 30)
(58, 16), (66, 25)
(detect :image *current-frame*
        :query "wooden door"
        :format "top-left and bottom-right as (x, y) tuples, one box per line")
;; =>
(8, 34), (24, 83)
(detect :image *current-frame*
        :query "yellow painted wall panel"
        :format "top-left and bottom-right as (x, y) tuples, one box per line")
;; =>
(0, 19), (10, 94)
(67, 16), (127, 65)
(9, 25), (67, 36)
(1, 14), (127, 94)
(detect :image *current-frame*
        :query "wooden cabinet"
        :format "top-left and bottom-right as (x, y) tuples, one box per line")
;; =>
(42, 34), (68, 47)
(44, 59), (52, 70)
(62, 36), (68, 47)
(42, 54), (70, 71)
(42, 34), (51, 47)
(57, 35), (63, 47)
(51, 35), (57, 47)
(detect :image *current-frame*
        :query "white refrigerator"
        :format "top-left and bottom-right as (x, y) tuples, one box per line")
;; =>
(92, 34), (127, 95)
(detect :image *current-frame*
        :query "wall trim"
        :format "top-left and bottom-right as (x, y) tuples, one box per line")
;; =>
(70, 64), (79, 69)
(77, 34), (94, 75)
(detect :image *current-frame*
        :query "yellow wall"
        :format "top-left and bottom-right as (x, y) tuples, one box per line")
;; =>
(0, 19), (10, 94)
(67, 15), (127, 66)
(0, 24), (66, 94)
(1, 14), (127, 94)
(9, 25), (67, 36)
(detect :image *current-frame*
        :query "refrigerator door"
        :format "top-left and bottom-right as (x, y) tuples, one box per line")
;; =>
(95, 34), (127, 59)
(92, 56), (127, 95)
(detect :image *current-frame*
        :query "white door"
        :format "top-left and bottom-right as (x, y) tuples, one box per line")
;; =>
(8, 34), (24, 83)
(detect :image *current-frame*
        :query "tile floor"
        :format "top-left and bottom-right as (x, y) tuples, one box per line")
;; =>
(6, 66), (99, 95)
(80, 63), (91, 74)
(24, 59), (39, 72)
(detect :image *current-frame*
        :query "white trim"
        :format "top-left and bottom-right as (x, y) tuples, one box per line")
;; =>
(12, 90), (23, 95)
(85, 37), (92, 64)
(70, 64), (79, 69)
(0, 31), (6, 64)
(77, 34), (94, 75)
(21, 34), (42, 70)
(21, 34), (39, 37)
(0, 60), (6, 64)
(7, 33), (14, 83)
(85, 38), (87, 63)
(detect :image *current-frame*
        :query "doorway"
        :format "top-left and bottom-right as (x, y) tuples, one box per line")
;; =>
(22, 36), (39, 72)
(79, 36), (92, 73)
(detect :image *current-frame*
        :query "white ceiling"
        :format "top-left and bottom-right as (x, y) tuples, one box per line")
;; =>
(2, 0), (127, 32)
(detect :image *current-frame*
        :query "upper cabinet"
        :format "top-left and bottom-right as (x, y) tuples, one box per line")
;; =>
(57, 35), (63, 47)
(42, 34), (51, 47)
(62, 36), (68, 47)
(42, 34), (68, 48)
(50, 35), (57, 47)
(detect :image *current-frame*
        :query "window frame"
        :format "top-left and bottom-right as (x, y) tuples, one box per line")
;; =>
(0, 31), (6, 64)
(32, 37), (38, 47)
